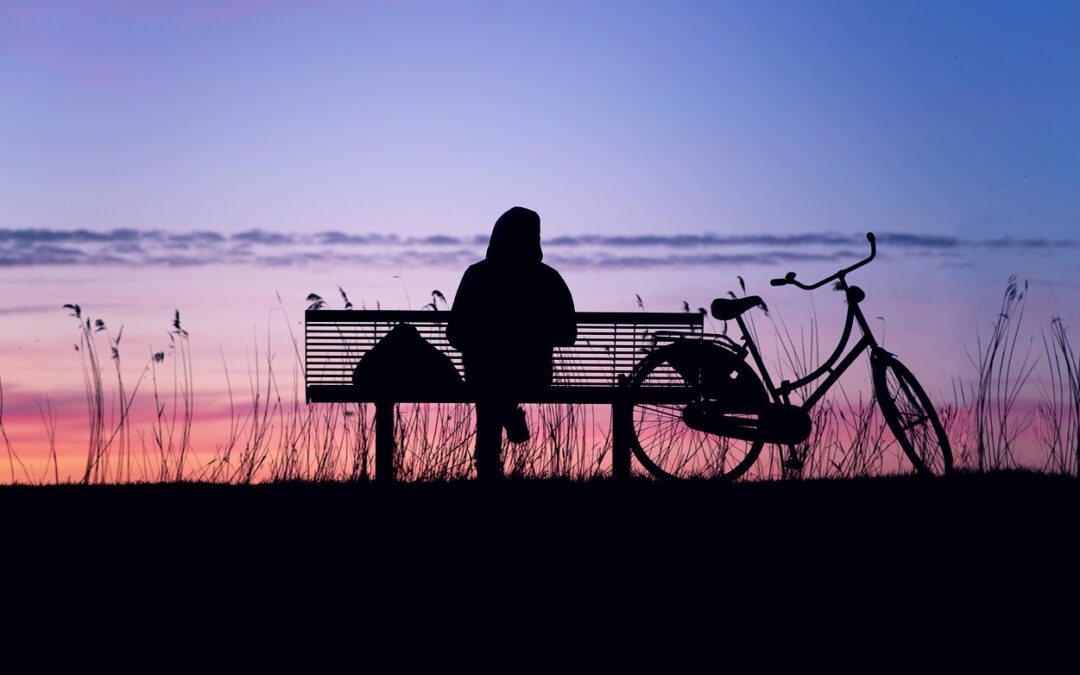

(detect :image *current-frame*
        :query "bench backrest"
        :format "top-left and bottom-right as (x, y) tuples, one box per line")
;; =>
(305, 310), (704, 402)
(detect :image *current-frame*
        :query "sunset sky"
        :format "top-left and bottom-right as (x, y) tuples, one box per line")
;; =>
(1, 1), (1077, 479)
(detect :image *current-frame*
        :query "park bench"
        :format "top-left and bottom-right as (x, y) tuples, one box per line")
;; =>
(305, 309), (704, 482)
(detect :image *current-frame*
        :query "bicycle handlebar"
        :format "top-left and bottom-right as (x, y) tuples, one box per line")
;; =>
(770, 232), (876, 290)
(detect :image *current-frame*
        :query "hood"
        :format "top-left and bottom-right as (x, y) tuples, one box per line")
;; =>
(486, 206), (543, 263)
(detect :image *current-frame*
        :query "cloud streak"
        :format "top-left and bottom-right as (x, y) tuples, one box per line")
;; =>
(0, 228), (1073, 270)
(0, 304), (65, 317)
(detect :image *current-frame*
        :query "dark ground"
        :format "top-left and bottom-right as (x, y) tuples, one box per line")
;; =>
(5, 470), (1075, 560)
(3, 471), (1076, 654)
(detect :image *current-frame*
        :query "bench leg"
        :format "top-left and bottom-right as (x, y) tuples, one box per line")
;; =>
(612, 402), (632, 480)
(474, 401), (505, 481)
(375, 401), (396, 484)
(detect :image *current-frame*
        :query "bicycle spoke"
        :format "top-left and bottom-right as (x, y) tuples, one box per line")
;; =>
(630, 345), (766, 480)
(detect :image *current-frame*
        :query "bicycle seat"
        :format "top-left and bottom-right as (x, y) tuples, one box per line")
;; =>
(710, 296), (764, 321)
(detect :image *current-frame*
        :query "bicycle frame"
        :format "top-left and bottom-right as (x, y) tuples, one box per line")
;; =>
(732, 269), (882, 415)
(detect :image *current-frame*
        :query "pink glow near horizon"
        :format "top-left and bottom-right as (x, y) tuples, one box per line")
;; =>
(0, 242), (1075, 483)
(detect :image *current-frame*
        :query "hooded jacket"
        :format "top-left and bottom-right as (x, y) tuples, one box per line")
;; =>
(447, 207), (576, 391)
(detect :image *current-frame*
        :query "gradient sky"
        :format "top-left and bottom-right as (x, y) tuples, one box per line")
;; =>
(3, 0), (1078, 237)
(1, 1), (1078, 479)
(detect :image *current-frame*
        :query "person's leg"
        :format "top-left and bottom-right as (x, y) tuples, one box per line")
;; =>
(474, 400), (504, 481)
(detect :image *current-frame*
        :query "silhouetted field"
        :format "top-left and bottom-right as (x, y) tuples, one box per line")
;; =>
(5, 471), (1076, 645)
(6, 471), (1074, 565)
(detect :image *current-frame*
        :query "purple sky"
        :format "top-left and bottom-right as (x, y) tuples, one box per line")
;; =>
(3, 1), (1077, 238)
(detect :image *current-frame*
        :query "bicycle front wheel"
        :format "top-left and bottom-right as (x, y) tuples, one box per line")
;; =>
(628, 341), (767, 481)
(872, 351), (953, 476)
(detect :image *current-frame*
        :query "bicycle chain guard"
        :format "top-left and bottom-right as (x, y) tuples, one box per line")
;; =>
(661, 340), (812, 445)
(682, 401), (812, 446)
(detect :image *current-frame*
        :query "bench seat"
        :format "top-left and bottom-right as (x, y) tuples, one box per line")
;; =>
(304, 308), (705, 481)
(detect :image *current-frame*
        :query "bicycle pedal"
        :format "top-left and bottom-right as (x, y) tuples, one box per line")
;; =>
(783, 458), (804, 471)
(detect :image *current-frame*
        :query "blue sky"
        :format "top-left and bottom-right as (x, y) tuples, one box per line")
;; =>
(2, 0), (1077, 239)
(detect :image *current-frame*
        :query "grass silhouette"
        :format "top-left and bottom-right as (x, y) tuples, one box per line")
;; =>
(0, 277), (1078, 485)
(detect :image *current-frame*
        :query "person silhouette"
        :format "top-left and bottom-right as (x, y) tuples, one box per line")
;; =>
(447, 206), (577, 481)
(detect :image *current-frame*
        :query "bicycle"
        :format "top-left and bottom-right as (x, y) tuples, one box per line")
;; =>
(627, 232), (953, 481)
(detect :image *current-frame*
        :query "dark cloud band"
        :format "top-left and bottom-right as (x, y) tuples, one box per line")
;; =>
(0, 227), (1072, 269)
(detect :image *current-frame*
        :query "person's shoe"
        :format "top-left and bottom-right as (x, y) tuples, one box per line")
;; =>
(504, 406), (531, 444)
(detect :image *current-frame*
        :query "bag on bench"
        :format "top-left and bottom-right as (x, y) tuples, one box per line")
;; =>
(352, 323), (463, 397)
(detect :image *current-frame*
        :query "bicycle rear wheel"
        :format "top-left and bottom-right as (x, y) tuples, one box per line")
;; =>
(872, 351), (953, 476)
(628, 341), (767, 481)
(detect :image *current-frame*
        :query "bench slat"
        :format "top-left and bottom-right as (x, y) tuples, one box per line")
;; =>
(307, 385), (700, 405)
(307, 309), (704, 325)
(305, 310), (704, 403)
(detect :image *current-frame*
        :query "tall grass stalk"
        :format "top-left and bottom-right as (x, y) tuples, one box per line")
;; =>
(65, 306), (153, 484)
(968, 277), (1038, 471)
(0, 377), (32, 484)
(1036, 317), (1079, 476)
(147, 311), (194, 482)
(37, 397), (59, 485)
